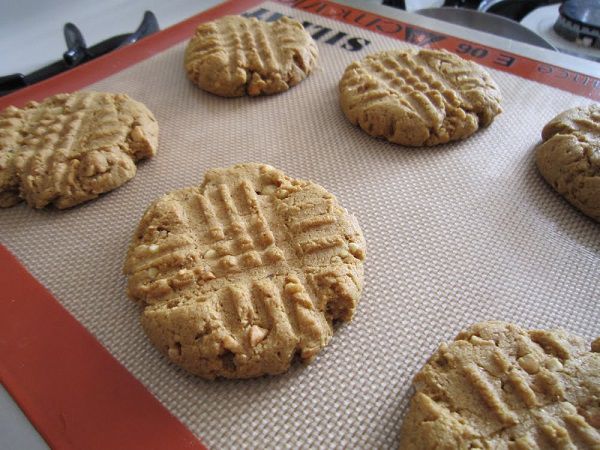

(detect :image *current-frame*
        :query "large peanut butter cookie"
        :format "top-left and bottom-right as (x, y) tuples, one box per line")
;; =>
(124, 163), (365, 379)
(535, 104), (600, 222)
(399, 321), (600, 449)
(0, 92), (158, 209)
(339, 49), (502, 147)
(184, 15), (318, 97)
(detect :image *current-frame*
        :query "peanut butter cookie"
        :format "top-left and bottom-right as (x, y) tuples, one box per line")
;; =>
(0, 92), (158, 209)
(535, 104), (600, 222)
(399, 321), (600, 449)
(339, 49), (502, 147)
(184, 15), (318, 97)
(124, 163), (366, 379)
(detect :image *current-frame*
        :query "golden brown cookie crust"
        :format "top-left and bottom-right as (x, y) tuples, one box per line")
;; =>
(535, 104), (600, 222)
(0, 92), (158, 209)
(124, 163), (366, 379)
(339, 49), (502, 147)
(399, 321), (600, 449)
(184, 15), (318, 97)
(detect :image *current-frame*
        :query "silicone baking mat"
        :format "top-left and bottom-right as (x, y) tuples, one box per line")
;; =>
(1, 1), (599, 449)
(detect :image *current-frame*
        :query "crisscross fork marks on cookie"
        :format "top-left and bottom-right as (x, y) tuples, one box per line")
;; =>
(239, 18), (277, 74)
(16, 95), (91, 205)
(399, 321), (600, 449)
(20, 94), (120, 199)
(367, 54), (447, 132)
(0, 91), (158, 209)
(125, 164), (366, 379)
(184, 16), (318, 97)
(339, 49), (502, 146)
(209, 183), (284, 274)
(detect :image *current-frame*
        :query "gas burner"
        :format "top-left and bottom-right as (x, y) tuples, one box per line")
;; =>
(0, 11), (159, 97)
(554, 0), (600, 49)
(521, 3), (600, 62)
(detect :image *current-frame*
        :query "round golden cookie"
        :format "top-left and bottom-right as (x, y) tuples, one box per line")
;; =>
(124, 163), (366, 379)
(535, 104), (600, 222)
(184, 15), (318, 97)
(339, 49), (502, 147)
(0, 92), (158, 209)
(399, 321), (600, 449)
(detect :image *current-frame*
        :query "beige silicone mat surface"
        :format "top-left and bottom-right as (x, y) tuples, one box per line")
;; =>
(2, 2), (599, 448)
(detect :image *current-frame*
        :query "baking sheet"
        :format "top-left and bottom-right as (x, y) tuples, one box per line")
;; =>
(1, 1), (599, 448)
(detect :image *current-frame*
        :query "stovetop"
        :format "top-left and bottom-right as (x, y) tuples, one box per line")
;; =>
(0, 0), (223, 76)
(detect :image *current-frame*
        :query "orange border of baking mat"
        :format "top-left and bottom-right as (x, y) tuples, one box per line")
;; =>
(0, 245), (207, 450)
(1, 0), (599, 447)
